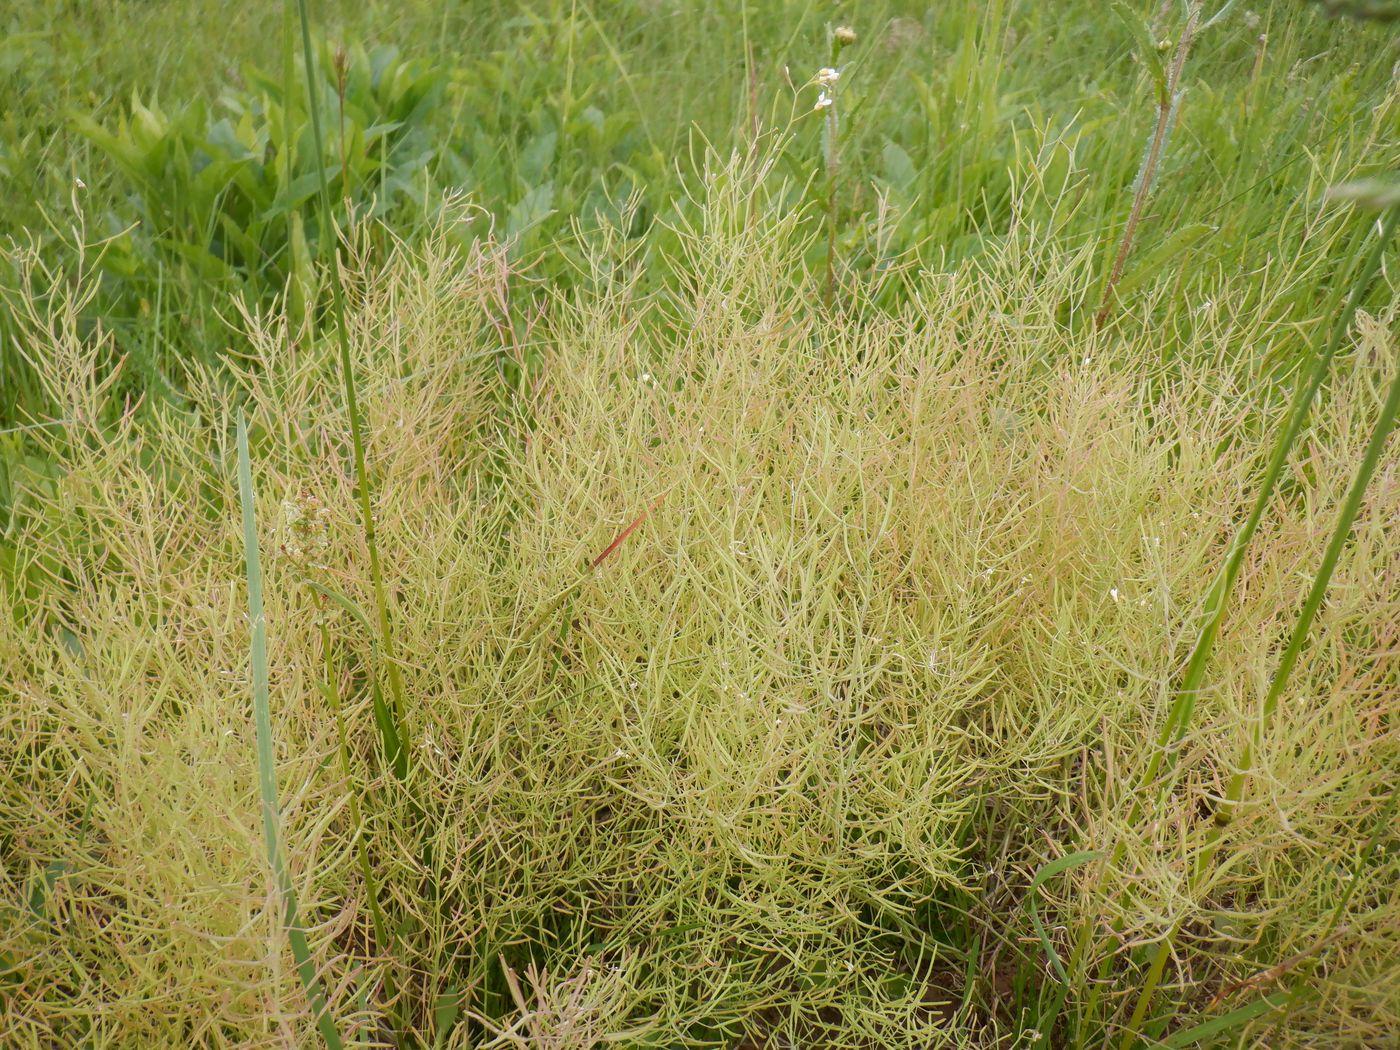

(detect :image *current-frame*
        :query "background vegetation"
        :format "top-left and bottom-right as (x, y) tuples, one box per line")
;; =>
(1, 1), (1397, 1047)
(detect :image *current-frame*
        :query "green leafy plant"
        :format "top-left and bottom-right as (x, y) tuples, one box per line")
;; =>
(71, 40), (449, 370)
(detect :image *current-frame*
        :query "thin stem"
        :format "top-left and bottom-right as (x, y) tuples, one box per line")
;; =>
(1095, 2), (1200, 330)
(237, 417), (344, 1050)
(293, 0), (409, 752)
(319, 619), (388, 945)
(317, 618), (413, 1043)
(823, 97), (839, 306)
(1116, 203), (1399, 1046)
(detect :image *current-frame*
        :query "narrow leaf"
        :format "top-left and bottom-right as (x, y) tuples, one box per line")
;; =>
(237, 414), (344, 1050)
(1026, 850), (1103, 984)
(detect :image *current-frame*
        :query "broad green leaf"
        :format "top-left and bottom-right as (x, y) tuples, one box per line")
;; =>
(882, 141), (918, 195)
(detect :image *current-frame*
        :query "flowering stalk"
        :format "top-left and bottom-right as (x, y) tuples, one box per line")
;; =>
(816, 26), (855, 309)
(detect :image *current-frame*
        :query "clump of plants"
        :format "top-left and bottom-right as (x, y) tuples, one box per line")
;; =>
(2, 147), (1396, 1046)
(70, 41), (450, 375)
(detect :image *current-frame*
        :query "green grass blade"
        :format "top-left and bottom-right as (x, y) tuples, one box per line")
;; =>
(1114, 201), (1400, 1048)
(237, 414), (345, 1050)
(1258, 279), (1400, 729)
(292, 0), (410, 753)
(1027, 851), (1103, 985)
(1154, 989), (1302, 1048)
(1136, 202), (1400, 809)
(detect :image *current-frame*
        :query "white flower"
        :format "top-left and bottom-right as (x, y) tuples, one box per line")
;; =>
(816, 67), (841, 86)
(814, 91), (833, 111)
(1109, 587), (1121, 603)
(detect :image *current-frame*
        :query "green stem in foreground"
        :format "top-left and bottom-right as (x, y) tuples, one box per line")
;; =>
(237, 416), (344, 1050)
(1121, 205), (1400, 1045)
(1063, 202), (1399, 1049)
(1133, 203), (1400, 823)
(292, 0), (409, 753)
(316, 617), (410, 1033)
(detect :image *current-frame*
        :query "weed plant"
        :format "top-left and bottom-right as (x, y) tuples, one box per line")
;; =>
(2, 151), (1397, 1044)
(1, 2), (1399, 1047)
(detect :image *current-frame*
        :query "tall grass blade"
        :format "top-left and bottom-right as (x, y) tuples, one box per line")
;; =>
(292, 0), (410, 758)
(1135, 203), (1400, 812)
(1256, 303), (1400, 729)
(1116, 201), (1400, 1047)
(1028, 851), (1103, 986)
(236, 414), (344, 1050)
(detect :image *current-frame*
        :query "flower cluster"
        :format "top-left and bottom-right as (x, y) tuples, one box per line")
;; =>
(279, 489), (333, 573)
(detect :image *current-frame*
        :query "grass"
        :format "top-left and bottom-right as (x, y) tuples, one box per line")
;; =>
(1, 1), (1399, 1047)
(2, 1), (1398, 425)
(237, 412), (345, 1049)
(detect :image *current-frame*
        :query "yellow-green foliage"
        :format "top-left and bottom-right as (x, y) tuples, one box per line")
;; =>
(1, 176), (1396, 1047)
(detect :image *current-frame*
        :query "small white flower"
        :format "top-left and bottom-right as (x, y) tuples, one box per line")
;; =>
(75, 176), (86, 189)
(1109, 587), (1121, 603)
(814, 91), (833, 111)
(816, 67), (841, 86)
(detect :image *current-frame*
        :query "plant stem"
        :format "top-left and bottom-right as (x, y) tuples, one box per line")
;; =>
(292, 0), (410, 753)
(1095, 2), (1200, 330)
(822, 66), (840, 307)
(237, 416), (344, 1050)
(1116, 202), (1399, 1047)
(315, 618), (416, 1046)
